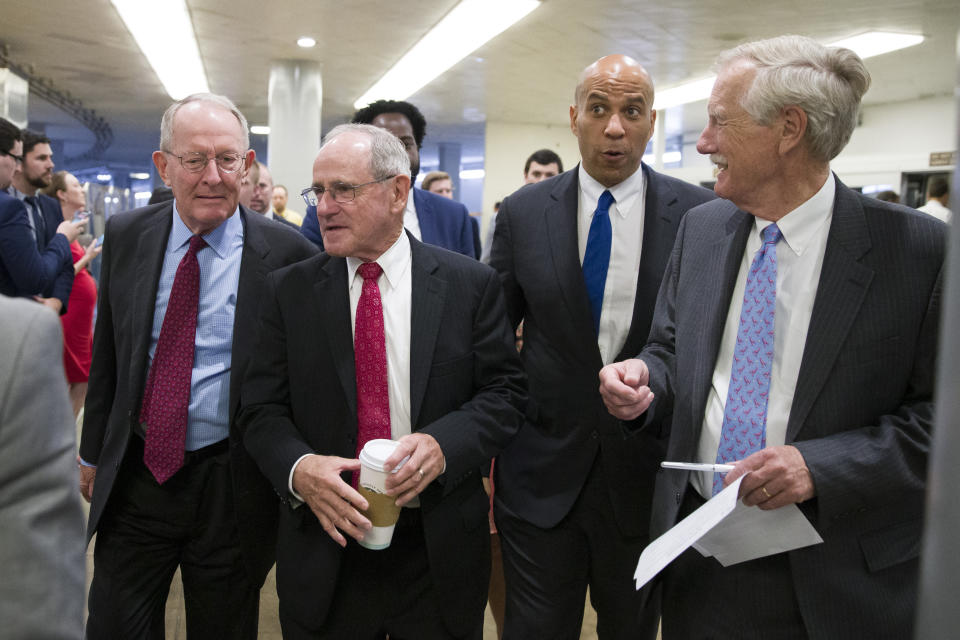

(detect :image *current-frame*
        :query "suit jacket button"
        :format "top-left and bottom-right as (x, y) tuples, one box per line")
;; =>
(676, 491), (681, 505)
(591, 430), (599, 440)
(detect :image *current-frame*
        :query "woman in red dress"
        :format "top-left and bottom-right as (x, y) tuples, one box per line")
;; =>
(44, 171), (101, 417)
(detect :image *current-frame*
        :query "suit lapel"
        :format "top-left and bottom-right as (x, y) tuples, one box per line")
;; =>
(544, 170), (598, 357)
(786, 180), (873, 441)
(409, 238), (445, 427)
(688, 208), (754, 442)
(229, 210), (272, 421)
(314, 256), (358, 418)
(129, 205), (173, 405)
(615, 166), (680, 361)
(412, 189), (437, 246)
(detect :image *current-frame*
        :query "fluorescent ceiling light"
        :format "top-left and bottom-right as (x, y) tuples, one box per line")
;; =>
(830, 31), (925, 59)
(251, 125), (271, 135)
(129, 172), (150, 179)
(460, 168), (485, 180)
(110, 0), (209, 99)
(652, 30), (923, 111)
(297, 36), (317, 48)
(354, 0), (540, 108)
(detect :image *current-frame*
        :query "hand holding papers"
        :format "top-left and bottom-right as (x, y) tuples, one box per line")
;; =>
(633, 474), (823, 590)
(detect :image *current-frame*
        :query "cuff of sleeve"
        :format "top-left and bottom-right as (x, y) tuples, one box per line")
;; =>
(79, 457), (97, 468)
(288, 453), (313, 507)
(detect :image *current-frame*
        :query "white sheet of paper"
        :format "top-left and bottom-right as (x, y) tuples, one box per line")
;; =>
(632, 476), (744, 589)
(693, 499), (822, 566)
(633, 475), (823, 589)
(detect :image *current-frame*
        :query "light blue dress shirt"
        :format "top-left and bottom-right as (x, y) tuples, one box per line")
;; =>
(147, 204), (244, 450)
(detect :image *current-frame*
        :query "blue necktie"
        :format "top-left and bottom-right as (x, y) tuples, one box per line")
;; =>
(582, 190), (614, 335)
(713, 223), (782, 494)
(24, 196), (46, 249)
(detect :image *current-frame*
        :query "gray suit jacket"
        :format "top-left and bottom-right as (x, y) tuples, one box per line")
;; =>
(490, 164), (715, 535)
(642, 177), (945, 638)
(0, 295), (85, 639)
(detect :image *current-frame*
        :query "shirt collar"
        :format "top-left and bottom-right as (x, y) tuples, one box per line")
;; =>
(578, 162), (646, 219)
(347, 229), (412, 291)
(170, 200), (243, 259)
(757, 173), (835, 257)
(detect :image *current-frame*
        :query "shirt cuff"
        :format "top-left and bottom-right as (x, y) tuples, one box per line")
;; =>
(79, 457), (97, 468)
(288, 453), (314, 507)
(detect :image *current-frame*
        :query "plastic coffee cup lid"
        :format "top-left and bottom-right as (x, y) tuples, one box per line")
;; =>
(359, 439), (401, 472)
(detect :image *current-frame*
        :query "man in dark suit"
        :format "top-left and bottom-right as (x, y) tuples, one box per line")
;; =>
(3, 128), (78, 311)
(79, 93), (317, 639)
(239, 123), (526, 639)
(249, 160), (300, 230)
(489, 55), (714, 639)
(600, 36), (944, 639)
(300, 100), (476, 258)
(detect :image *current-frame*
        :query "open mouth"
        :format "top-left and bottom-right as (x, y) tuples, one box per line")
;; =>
(710, 154), (728, 172)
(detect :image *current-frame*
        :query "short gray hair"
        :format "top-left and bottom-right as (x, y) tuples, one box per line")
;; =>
(322, 123), (411, 180)
(159, 93), (250, 152)
(716, 35), (871, 162)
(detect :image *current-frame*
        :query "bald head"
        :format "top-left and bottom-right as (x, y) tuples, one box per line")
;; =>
(570, 54), (657, 187)
(575, 54), (654, 108)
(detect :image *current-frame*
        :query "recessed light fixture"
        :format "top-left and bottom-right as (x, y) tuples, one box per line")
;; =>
(251, 125), (271, 135)
(129, 172), (150, 180)
(97, 174), (112, 182)
(652, 31), (925, 111)
(297, 36), (316, 48)
(354, 0), (540, 108)
(110, 0), (209, 99)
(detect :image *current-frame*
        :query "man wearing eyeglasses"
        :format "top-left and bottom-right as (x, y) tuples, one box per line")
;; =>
(79, 94), (317, 639)
(0, 118), (81, 305)
(239, 123), (526, 639)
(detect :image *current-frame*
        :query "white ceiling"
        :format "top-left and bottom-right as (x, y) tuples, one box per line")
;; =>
(1, 0), (958, 171)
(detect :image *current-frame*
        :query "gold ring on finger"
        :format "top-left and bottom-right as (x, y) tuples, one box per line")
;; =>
(761, 486), (772, 499)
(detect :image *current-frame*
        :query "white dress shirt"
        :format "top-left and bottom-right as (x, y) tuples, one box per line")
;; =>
(289, 231), (416, 502)
(917, 199), (951, 224)
(693, 175), (835, 497)
(577, 164), (647, 364)
(403, 192), (422, 241)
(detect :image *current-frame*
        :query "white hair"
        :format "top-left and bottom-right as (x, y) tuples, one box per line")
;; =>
(159, 93), (250, 152)
(716, 35), (871, 162)
(322, 123), (411, 179)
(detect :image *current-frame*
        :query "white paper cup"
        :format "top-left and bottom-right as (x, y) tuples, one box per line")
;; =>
(357, 439), (406, 550)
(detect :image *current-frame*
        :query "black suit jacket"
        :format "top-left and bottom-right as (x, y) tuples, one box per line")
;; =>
(490, 164), (715, 535)
(641, 178), (944, 638)
(35, 193), (74, 308)
(79, 202), (318, 584)
(238, 234), (526, 635)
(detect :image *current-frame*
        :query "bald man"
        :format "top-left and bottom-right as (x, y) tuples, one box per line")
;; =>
(489, 55), (714, 639)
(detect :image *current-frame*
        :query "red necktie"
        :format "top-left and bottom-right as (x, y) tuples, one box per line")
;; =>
(141, 234), (207, 484)
(353, 262), (391, 486)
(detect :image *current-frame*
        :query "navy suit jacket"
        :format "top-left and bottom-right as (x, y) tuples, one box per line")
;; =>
(641, 177), (944, 638)
(238, 234), (525, 634)
(490, 164), (715, 536)
(0, 191), (73, 308)
(301, 187), (476, 258)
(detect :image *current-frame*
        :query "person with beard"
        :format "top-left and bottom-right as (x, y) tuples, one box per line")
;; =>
(0, 124), (81, 310)
(300, 100), (475, 258)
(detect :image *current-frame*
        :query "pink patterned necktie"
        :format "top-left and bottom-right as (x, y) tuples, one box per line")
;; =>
(141, 234), (206, 484)
(713, 223), (781, 494)
(353, 262), (391, 487)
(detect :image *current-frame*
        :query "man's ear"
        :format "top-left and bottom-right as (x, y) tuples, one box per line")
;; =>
(152, 150), (170, 186)
(778, 105), (808, 155)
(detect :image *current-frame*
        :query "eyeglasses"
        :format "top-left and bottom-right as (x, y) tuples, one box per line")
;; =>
(164, 150), (245, 174)
(0, 149), (23, 164)
(300, 175), (396, 206)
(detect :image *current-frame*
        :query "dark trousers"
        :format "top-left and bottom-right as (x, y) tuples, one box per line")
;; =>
(86, 437), (259, 640)
(660, 488), (808, 640)
(496, 455), (658, 640)
(281, 508), (482, 640)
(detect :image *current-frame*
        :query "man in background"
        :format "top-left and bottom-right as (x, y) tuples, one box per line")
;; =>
(300, 100), (475, 258)
(481, 148), (563, 263)
(917, 176), (951, 223)
(272, 184), (302, 226)
(249, 160), (299, 230)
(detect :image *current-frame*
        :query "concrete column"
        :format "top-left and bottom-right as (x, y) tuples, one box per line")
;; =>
(437, 142), (462, 197)
(653, 109), (665, 171)
(268, 60), (322, 217)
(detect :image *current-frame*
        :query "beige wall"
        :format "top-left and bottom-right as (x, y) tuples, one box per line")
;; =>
(481, 121), (581, 233)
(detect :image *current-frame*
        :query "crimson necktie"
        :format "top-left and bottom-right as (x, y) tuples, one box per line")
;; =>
(141, 234), (207, 484)
(713, 224), (781, 494)
(353, 262), (391, 486)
